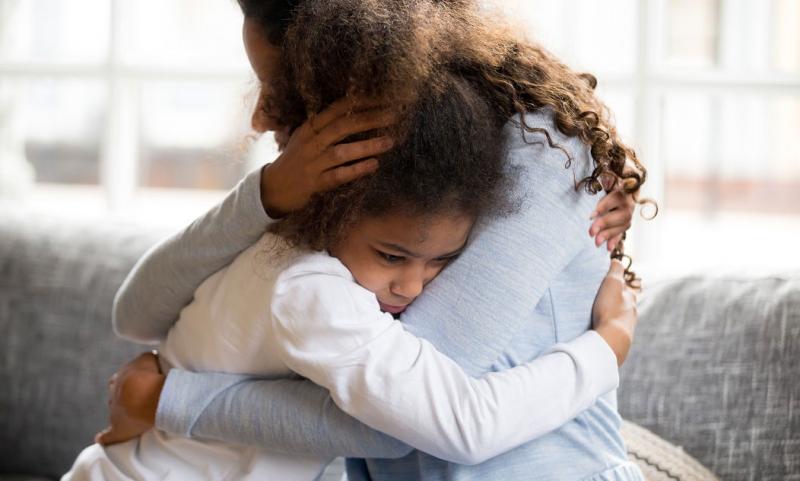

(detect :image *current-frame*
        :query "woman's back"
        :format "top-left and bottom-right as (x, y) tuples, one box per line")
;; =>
(356, 111), (639, 481)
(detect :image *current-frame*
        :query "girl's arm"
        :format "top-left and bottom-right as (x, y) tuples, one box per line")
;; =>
(261, 252), (623, 465)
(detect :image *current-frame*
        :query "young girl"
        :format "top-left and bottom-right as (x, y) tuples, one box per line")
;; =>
(63, 69), (634, 481)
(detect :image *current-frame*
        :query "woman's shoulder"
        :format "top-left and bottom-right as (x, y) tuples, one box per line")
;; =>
(502, 107), (594, 179)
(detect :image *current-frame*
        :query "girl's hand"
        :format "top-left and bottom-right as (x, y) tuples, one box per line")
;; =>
(95, 352), (165, 446)
(260, 98), (397, 218)
(589, 189), (636, 252)
(591, 260), (638, 366)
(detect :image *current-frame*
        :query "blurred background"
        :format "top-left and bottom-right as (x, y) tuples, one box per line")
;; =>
(0, 0), (798, 278)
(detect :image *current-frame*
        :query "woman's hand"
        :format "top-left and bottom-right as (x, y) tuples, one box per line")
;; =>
(589, 189), (636, 252)
(95, 352), (165, 446)
(592, 260), (638, 366)
(260, 98), (397, 218)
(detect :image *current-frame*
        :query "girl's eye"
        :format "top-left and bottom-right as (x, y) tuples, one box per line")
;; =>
(434, 253), (460, 265)
(377, 251), (404, 263)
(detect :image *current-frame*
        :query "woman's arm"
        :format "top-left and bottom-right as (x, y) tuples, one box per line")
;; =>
(158, 371), (415, 459)
(113, 167), (274, 344)
(112, 98), (394, 344)
(102, 101), (410, 452)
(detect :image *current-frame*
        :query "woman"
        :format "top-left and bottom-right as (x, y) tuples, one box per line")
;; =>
(100, 1), (644, 479)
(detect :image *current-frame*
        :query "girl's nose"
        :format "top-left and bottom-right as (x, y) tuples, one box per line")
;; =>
(391, 271), (425, 301)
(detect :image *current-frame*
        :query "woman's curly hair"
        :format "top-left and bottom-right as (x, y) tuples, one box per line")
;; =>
(238, 0), (652, 285)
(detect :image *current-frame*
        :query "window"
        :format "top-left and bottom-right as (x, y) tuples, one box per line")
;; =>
(0, 0), (261, 221)
(1, 0), (798, 272)
(502, 0), (800, 273)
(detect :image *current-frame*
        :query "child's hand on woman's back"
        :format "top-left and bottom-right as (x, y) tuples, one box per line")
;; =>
(589, 189), (637, 252)
(592, 260), (638, 366)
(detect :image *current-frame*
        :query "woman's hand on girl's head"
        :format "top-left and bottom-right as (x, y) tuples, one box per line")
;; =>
(589, 189), (636, 252)
(259, 97), (398, 218)
(95, 352), (165, 446)
(592, 260), (638, 367)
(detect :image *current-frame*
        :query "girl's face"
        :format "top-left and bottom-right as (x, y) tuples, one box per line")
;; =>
(242, 18), (291, 148)
(330, 211), (473, 315)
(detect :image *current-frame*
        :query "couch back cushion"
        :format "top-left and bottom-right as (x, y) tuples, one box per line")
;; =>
(0, 210), (167, 478)
(619, 274), (800, 481)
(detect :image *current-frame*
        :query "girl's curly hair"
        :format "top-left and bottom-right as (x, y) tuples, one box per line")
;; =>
(238, 0), (652, 285)
(268, 72), (515, 252)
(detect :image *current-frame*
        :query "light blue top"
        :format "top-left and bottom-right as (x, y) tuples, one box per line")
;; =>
(113, 110), (643, 481)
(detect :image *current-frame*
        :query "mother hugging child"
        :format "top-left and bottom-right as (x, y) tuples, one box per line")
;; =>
(63, 1), (646, 480)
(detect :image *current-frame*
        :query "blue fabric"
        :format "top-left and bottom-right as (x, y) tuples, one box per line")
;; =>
(352, 113), (642, 480)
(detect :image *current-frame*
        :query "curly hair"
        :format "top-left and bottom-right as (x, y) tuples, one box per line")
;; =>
(268, 72), (515, 251)
(238, 0), (652, 285)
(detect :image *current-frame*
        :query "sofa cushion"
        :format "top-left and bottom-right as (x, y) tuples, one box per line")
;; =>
(619, 274), (800, 481)
(622, 420), (719, 481)
(0, 475), (55, 481)
(0, 209), (169, 479)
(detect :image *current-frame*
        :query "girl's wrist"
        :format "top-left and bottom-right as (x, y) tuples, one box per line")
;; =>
(595, 323), (633, 367)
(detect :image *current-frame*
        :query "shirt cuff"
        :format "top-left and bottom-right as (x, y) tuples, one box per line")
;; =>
(547, 330), (620, 396)
(239, 165), (276, 226)
(155, 368), (249, 437)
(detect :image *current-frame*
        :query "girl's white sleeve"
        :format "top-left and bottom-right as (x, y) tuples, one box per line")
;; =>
(270, 253), (619, 465)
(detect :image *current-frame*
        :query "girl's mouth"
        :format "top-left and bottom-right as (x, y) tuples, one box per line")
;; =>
(379, 301), (408, 315)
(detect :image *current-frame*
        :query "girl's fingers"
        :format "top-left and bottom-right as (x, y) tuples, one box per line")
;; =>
(317, 136), (394, 170)
(607, 234), (623, 252)
(590, 208), (632, 237)
(596, 226), (628, 248)
(318, 158), (379, 191)
(592, 190), (634, 219)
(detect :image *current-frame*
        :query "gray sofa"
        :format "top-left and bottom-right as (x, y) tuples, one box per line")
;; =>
(1, 208), (797, 481)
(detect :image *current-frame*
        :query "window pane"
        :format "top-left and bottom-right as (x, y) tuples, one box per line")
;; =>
(499, 0), (637, 76)
(773, 0), (800, 74)
(663, 0), (720, 68)
(8, 78), (106, 185)
(0, 0), (110, 64)
(118, 0), (248, 71)
(139, 80), (254, 190)
(595, 88), (635, 145)
(662, 93), (800, 215)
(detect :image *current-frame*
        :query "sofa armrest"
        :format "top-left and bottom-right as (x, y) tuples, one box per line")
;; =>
(0, 209), (169, 478)
(619, 274), (800, 481)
